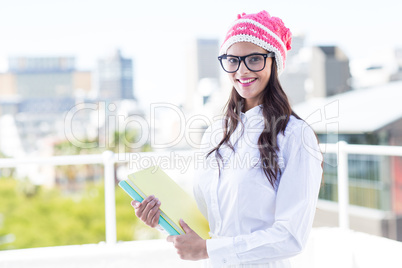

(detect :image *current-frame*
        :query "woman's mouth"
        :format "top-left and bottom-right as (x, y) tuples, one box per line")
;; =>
(237, 78), (257, 86)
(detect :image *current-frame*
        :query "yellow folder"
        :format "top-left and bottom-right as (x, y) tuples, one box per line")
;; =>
(121, 166), (210, 240)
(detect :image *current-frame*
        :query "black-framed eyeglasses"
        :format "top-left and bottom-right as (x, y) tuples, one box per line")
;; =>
(217, 52), (275, 73)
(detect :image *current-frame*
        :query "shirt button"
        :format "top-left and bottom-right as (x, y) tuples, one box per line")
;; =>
(223, 258), (227, 263)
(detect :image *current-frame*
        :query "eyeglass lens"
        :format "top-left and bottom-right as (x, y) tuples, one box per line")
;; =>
(221, 54), (265, 72)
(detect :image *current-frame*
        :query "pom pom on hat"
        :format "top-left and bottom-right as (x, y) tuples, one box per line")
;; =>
(220, 10), (292, 75)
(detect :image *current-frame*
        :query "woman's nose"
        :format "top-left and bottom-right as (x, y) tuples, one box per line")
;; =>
(237, 60), (250, 74)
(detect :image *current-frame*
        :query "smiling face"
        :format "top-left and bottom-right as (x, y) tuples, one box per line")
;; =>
(226, 42), (273, 112)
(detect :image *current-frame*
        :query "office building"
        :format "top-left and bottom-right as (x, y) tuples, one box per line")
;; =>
(309, 46), (351, 98)
(391, 47), (402, 81)
(0, 56), (92, 155)
(96, 49), (134, 100)
(0, 56), (92, 117)
(185, 38), (220, 112)
(293, 81), (402, 240)
(279, 35), (310, 105)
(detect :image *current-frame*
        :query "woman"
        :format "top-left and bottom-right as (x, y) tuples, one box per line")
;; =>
(132, 10), (323, 267)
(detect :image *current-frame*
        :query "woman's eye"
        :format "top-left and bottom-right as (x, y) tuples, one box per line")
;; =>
(249, 56), (262, 63)
(227, 57), (239, 64)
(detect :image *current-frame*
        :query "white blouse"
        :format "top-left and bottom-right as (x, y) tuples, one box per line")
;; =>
(193, 105), (323, 268)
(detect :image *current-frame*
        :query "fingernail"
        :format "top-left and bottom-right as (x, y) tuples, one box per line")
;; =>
(157, 201), (161, 205)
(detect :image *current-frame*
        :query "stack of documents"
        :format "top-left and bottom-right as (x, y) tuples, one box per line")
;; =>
(119, 166), (210, 239)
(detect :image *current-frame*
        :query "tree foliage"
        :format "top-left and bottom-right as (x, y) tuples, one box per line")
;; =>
(0, 177), (161, 250)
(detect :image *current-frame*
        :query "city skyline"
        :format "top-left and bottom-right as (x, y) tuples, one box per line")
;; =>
(1, 0), (401, 106)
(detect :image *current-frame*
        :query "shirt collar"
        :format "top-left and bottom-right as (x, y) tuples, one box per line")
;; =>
(240, 104), (263, 119)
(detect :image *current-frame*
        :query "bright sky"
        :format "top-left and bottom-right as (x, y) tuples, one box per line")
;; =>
(1, 0), (401, 106)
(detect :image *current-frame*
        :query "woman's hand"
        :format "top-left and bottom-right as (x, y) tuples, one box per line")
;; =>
(167, 219), (208, 260)
(131, 195), (161, 228)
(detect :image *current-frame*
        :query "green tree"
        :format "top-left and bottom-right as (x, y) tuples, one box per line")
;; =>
(52, 128), (151, 192)
(0, 177), (161, 250)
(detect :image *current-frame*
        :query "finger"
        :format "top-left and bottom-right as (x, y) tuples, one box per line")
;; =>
(166, 235), (175, 243)
(179, 219), (193, 234)
(146, 199), (161, 224)
(134, 199), (149, 218)
(141, 198), (159, 223)
(150, 206), (161, 227)
(135, 196), (155, 219)
(135, 196), (153, 215)
(143, 197), (158, 215)
(131, 200), (140, 209)
(144, 195), (155, 203)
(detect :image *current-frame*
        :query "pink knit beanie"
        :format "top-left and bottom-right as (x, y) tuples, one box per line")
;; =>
(220, 11), (292, 75)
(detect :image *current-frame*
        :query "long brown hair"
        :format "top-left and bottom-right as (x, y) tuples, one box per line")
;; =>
(206, 60), (301, 188)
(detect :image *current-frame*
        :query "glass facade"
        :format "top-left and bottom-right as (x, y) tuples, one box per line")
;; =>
(319, 152), (393, 211)
(97, 50), (134, 100)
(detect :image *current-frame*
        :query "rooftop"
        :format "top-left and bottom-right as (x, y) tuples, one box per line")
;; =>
(1, 228), (401, 268)
(293, 81), (402, 133)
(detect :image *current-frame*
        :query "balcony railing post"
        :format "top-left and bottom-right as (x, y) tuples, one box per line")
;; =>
(103, 150), (117, 244)
(337, 141), (350, 229)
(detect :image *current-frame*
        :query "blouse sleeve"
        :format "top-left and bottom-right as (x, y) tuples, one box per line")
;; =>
(206, 124), (323, 267)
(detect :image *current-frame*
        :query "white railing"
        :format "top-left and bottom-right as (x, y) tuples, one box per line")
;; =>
(1, 142), (402, 244)
(321, 142), (402, 229)
(0, 150), (195, 244)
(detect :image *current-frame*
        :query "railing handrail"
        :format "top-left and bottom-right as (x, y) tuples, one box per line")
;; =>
(1, 143), (401, 168)
(0, 150), (197, 168)
(1, 142), (402, 243)
(319, 143), (402, 156)
(0, 153), (104, 167)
